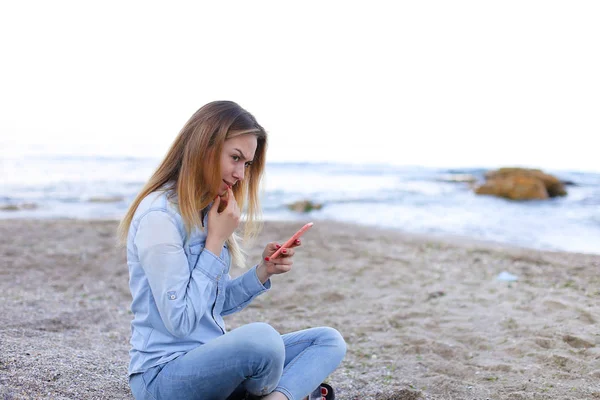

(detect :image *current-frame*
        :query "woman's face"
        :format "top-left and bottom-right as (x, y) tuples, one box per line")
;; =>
(217, 134), (258, 196)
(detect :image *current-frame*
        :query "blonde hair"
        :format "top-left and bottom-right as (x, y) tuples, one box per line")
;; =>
(117, 101), (267, 268)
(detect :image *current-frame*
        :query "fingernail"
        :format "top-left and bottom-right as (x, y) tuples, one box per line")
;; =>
(295, 239), (300, 244)
(275, 244), (281, 249)
(282, 248), (287, 254)
(264, 257), (270, 261)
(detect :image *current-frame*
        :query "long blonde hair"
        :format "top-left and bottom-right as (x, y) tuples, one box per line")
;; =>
(117, 101), (267, 268)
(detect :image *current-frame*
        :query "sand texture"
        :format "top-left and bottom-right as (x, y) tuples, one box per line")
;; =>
(1, 219), (599, 399)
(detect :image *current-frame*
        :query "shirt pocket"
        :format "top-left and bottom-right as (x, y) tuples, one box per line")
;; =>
(187, 240), (205, 271)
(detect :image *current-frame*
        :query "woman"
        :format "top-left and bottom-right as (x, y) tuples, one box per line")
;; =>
(118, 101), (346, 400)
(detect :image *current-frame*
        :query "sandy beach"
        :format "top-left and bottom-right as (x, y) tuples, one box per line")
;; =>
(1, 219), (599, 400)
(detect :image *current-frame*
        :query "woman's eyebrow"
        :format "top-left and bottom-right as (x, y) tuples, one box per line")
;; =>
(233, 148), (249, 160)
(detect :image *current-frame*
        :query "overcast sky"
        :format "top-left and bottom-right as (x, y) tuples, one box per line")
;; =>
(1, 1), (598, 171)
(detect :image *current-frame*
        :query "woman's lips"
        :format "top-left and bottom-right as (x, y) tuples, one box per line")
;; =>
(223, 180), (234, 189)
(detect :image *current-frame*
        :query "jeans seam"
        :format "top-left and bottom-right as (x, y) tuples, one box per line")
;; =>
(282, 339), (316, 373)
(285, 339), (314, 348)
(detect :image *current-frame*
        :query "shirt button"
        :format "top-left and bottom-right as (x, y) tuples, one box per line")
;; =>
(169, 294), (176, 300)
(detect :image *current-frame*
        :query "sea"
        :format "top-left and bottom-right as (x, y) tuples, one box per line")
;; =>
(1, 154), (599, 255)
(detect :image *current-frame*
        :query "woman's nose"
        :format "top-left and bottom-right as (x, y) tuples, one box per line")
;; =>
(232, 164), (244, 181)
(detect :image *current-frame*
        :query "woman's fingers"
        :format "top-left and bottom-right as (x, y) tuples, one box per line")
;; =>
(221, 188), (241, 220)
(262, 243), (294, 274)
(262, 239), (299, 266)
(228, 186), (238, 204)
(270, 261), (293, 272)
(210, 195), (221, 215)
(287, 239), (302, 248)
(279, 247), (295, 257)
(276, 263), (292, 272)
(266, 246), (295, 261)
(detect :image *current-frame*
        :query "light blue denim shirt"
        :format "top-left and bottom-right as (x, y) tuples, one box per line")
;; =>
(126, 189), (271, 376)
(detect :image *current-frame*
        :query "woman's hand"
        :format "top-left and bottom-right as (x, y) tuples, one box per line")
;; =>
(205, 187), (240, 255)
(256, 238), (302, 284)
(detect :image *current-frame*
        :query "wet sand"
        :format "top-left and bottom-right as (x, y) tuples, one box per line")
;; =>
(1, 219), (599, 399)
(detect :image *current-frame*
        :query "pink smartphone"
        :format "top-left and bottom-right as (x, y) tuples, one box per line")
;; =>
(268, 222), (313, 260)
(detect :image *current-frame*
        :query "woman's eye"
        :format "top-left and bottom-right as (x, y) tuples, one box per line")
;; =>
(232, 155), (240, 162)
(244, 162), (251, 168)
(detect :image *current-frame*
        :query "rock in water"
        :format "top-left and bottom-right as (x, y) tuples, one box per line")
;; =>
(287, 200), (323, 213)
(475, 167), (567, 200)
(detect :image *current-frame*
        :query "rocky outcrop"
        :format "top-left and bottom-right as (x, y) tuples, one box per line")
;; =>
(475, 168), (567, 200)
(0, 203), (38, 211)
(287, 200), (323, 213)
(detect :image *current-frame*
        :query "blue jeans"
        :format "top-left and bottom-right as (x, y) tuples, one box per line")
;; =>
(129, 322), (346, 400)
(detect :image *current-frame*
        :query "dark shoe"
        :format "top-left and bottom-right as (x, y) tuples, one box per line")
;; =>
(320, 383), (335, 400)
(309, 383), (335, 400)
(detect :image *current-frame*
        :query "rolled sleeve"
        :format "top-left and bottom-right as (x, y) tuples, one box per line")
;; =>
(194, 248), (228, 280)
(221, 265), (271, 316)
